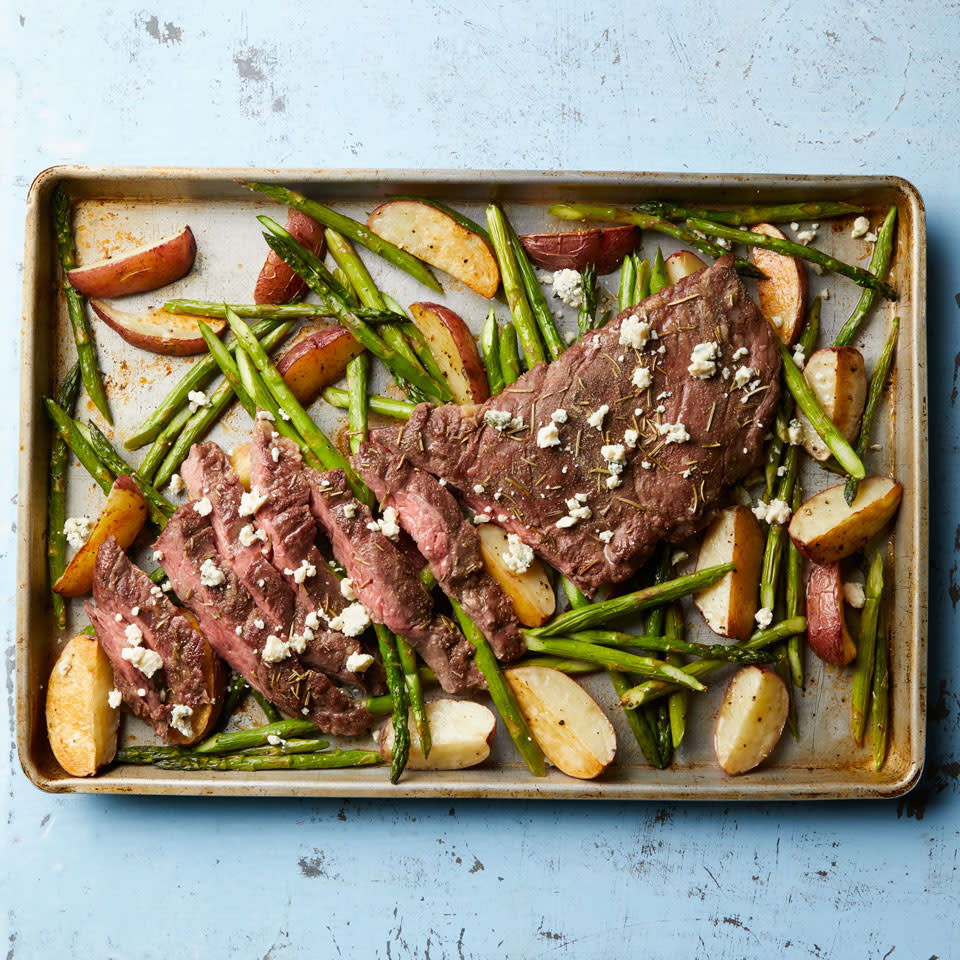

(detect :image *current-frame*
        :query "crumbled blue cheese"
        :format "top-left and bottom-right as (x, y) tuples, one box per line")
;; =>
(851, 216), (870, 239)
(586, 404), (609, 430)
(340, 578), (357, 601)
(167, 473), (186, 496)
(124, 623), (143, 647)
(537, 422), (561, 448)
(271, 446), (280, 463)
(366, 506), (400, 540)
(199, 558), (225, 587)
(121, 645), (163, 678)
(153, 550), (164, 562)
(261, 634), (289, 663)
(187, 390), (209, 412)
(169, 704), (194, 737)
(287, 558), (317, 584)
(253, 618), (265, 630)
(107, 689), (122, 709)
(632, 366), (652, 391)
(752, 498), (792, 525)
(688, 341), (719, 379)
(328, 602), (371, 637)
(239, 486), (269, 517)
(342, 502), (356, 519)
(473, 483), (485, 494)
(256, 409), (276, 422)
(552, 268), (583, 307)
(755, 607), (774, 630)
(792, 346), (806, 369)
(503, 534), (535, 574)
(193, 497), (213, 517)
(658, 421), (690, 445)
(150, 585), (163, 598)
(278, 408), (291, 421)
(624, 428), (639, 449)
(787, 418), (803, 445)
(551, 408), (568, 424)
(304, 611), (320, 631)
(473, 513), (491, 523)
(844, 582), (866, 609)
(346, 651), (375, 673)
(641, 460), (653, 470)
(601, 443), (626, 473)
(63, 515), (94, 549)
(556, 496), (592, 529)
(795, 223), (818, 245)
(733, 366), (754, 389)
(619, 314), (655, 350)
(732, 346), (749, 362)
(238, 523), (266, 547)
(672, 550), (689, 566)
(484, 409), (524, 432)
(598, 530), (614, 544)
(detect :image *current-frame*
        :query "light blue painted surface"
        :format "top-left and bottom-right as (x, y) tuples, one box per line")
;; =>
(2, 2), (957, 956)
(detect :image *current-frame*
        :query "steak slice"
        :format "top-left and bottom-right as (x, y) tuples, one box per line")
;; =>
(154, 504), (373, 735)
(353, 442), (524, 662)
(307, 469), (484, 694)
(86, 536), (218, 743)
(249, 421), (385, 694)
(181, 441), (294, 633)
(373, 257), (781, 594)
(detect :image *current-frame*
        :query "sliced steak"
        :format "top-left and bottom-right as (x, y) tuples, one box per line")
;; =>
(86, 536), (218, 743)
(353, 443), (524, 662)
(249, 421), (385, 694)
(181, 441), (293, 632)
(307, 469), (483, 694)
(154, 504), (373, 735)
(373, 257), (781, 594)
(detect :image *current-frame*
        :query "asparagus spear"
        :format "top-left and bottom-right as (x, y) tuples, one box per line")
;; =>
(642, 547), (673, 764)
(649, 246), (669, 295)
(665, 605), (689, 751)
(195, 719), (321, 754)
(844, 317), (899, 505)
(197, 320), (258, 416)
(376, 623), (410, 783)
(512, 655), (597, 674)
(139, 405), (194, 481)
(243, 181), (443, 292)
(164, 300), (325, 321)
(155, 750), (381, 771)
(48, 363), (81, 629)
(532, 564), (733, 636)
(851, 550), (885, 746)
(216, 672), (250, 731)
(577, 265), (598, 336)
(834, 205), (898, 346)
(451, 599), (545, 776)
(499, 322), (521, 385)
(480, 307), (505, 395)
(566, 630), (778, 664)
(872, 597), (890, 770)
(486, 204), (546, 368)
(43, 398), (114, 495)
(397, 637), (431, 759)
(785, 485), (805, 687)
(116, 745), (186, 764)
(618, 254), (637, 312)
(634, 255), (651, 302)
(759, 448), (801, 614)
(686, 217), (898, 300)
(51, 185), (111, 423)
(252, 690), (282, 723)
(779, 342), (865, 478)
(633, 200), (864, 226)
(548, 202), (762, 277)
(322, 386), (414, 420)
(346, 354), (368, 455)
(258, 220), (353, 302)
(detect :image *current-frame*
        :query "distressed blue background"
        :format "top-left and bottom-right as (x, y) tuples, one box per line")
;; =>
(2, 1), (957, 957)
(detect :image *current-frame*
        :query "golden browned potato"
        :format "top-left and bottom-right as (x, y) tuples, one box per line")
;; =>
(379, 699), (496, 770)
(694, 506), (765, 640)
(664, 250), (707, 284)
(798, 347), (867, 461)
(409, 302), (490, 405)
(275, 326), (364, 406)
(90, 300), (226, 356)
(505, 666), (616, 780)
(173, 610), (227, 744)
(230, 443), (252, 491)
(714, 666), (789, 775)
(46, 634), (119, 777)
(805, 562), (856, 666)
(53, 477), (147, 597)
(750, 222), (807, 345)
(476, 524), (555, 627)
(788, 477), (902, 564)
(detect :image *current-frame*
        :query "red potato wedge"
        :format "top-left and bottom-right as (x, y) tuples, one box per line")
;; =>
(89, 300), (226, 356)
(749, 222), (807, 346)
(230, 442), (251, 491)
(255, 210), (325, 304)
(519, 225), (638, 275)
(67, 226), (196, 298)
(53, 477), (147, 597)
(713, 665), (789, 775)
(798, 347), (867, 461)
(694, 506), (765, 641)
(476, 524), (555, 627)
(806, 563), (856, 666)
(664, 250), (707, 285)
(174, 610), (227, 744)
(45, 634), (119, 776)
(379, 698), (496, 770)
(275, 326), (364, 406)
(788, 477), (902, 565)
(367, 200), (499, 297)
(409, 302), (490, 404)
(504, 666), (617, 779)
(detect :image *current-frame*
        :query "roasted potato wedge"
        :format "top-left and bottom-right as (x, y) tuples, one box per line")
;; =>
(379, 698), (496, 770)
(230, 442), (251, 491)
(67, 226), (196, 298)
(53, 476), (147, 597)
(694, 506), (765, 640)
(664, 250), (707, 284)
(505, 666), (616, 779)
(749, 222), (807, 345)
(798, 347), (867, 461)
(476, 523), (555, 627)
(367, 200), (499, 297)
(255, 210), (325, 304)
(409, 302), (490, 404)
(518, 225), (638, 275)
(46, 634), (119, 776)
(788, 477), (902, 564)
(806, 562), (856, 666)
(275, 326), (364, 406)
(714, 666), (788, 775)
(174, 610), (227, 744)
(90, 300), (226, 356)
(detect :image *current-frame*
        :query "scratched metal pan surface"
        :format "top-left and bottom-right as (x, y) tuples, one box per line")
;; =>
(16, 166), (927, 800)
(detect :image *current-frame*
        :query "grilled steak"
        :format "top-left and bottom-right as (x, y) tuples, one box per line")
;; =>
(154, 504), (373, 735)
(86, 536), (219, 742)
(249, 420), (384, 694)
(353, 443), (524, 662)
(307, 469), (484, 693)
(374, 257), (781, 594)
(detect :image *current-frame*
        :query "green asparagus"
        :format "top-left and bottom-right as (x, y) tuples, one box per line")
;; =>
(195, 719), (321, 754)
(43, 398), (114, 495)
(872, 597), (890, 770)
(322, 386), (414, 420)
(155, 750), (381, 772)
(633, 200), (864, 226)
(499, 322), (521, 385)
(851, 550), (885, 746)
(480, 307), (505, 395)
(376, 623), (410, 783)
(164, 299), (325, 321)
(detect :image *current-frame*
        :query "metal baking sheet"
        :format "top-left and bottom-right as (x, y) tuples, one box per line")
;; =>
(16, 166), (927, 799)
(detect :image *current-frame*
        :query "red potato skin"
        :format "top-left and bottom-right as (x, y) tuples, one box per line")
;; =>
(805, 562), (856, 666)
(89, 300), (226, 356)
(275, 326), (363, 405)
(409, 302), (490, 405)
(519, 225), (639, 275)
(67, 226), (197, 298)
(254, 211), (325, 304)
(749, 222), (808, 346)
